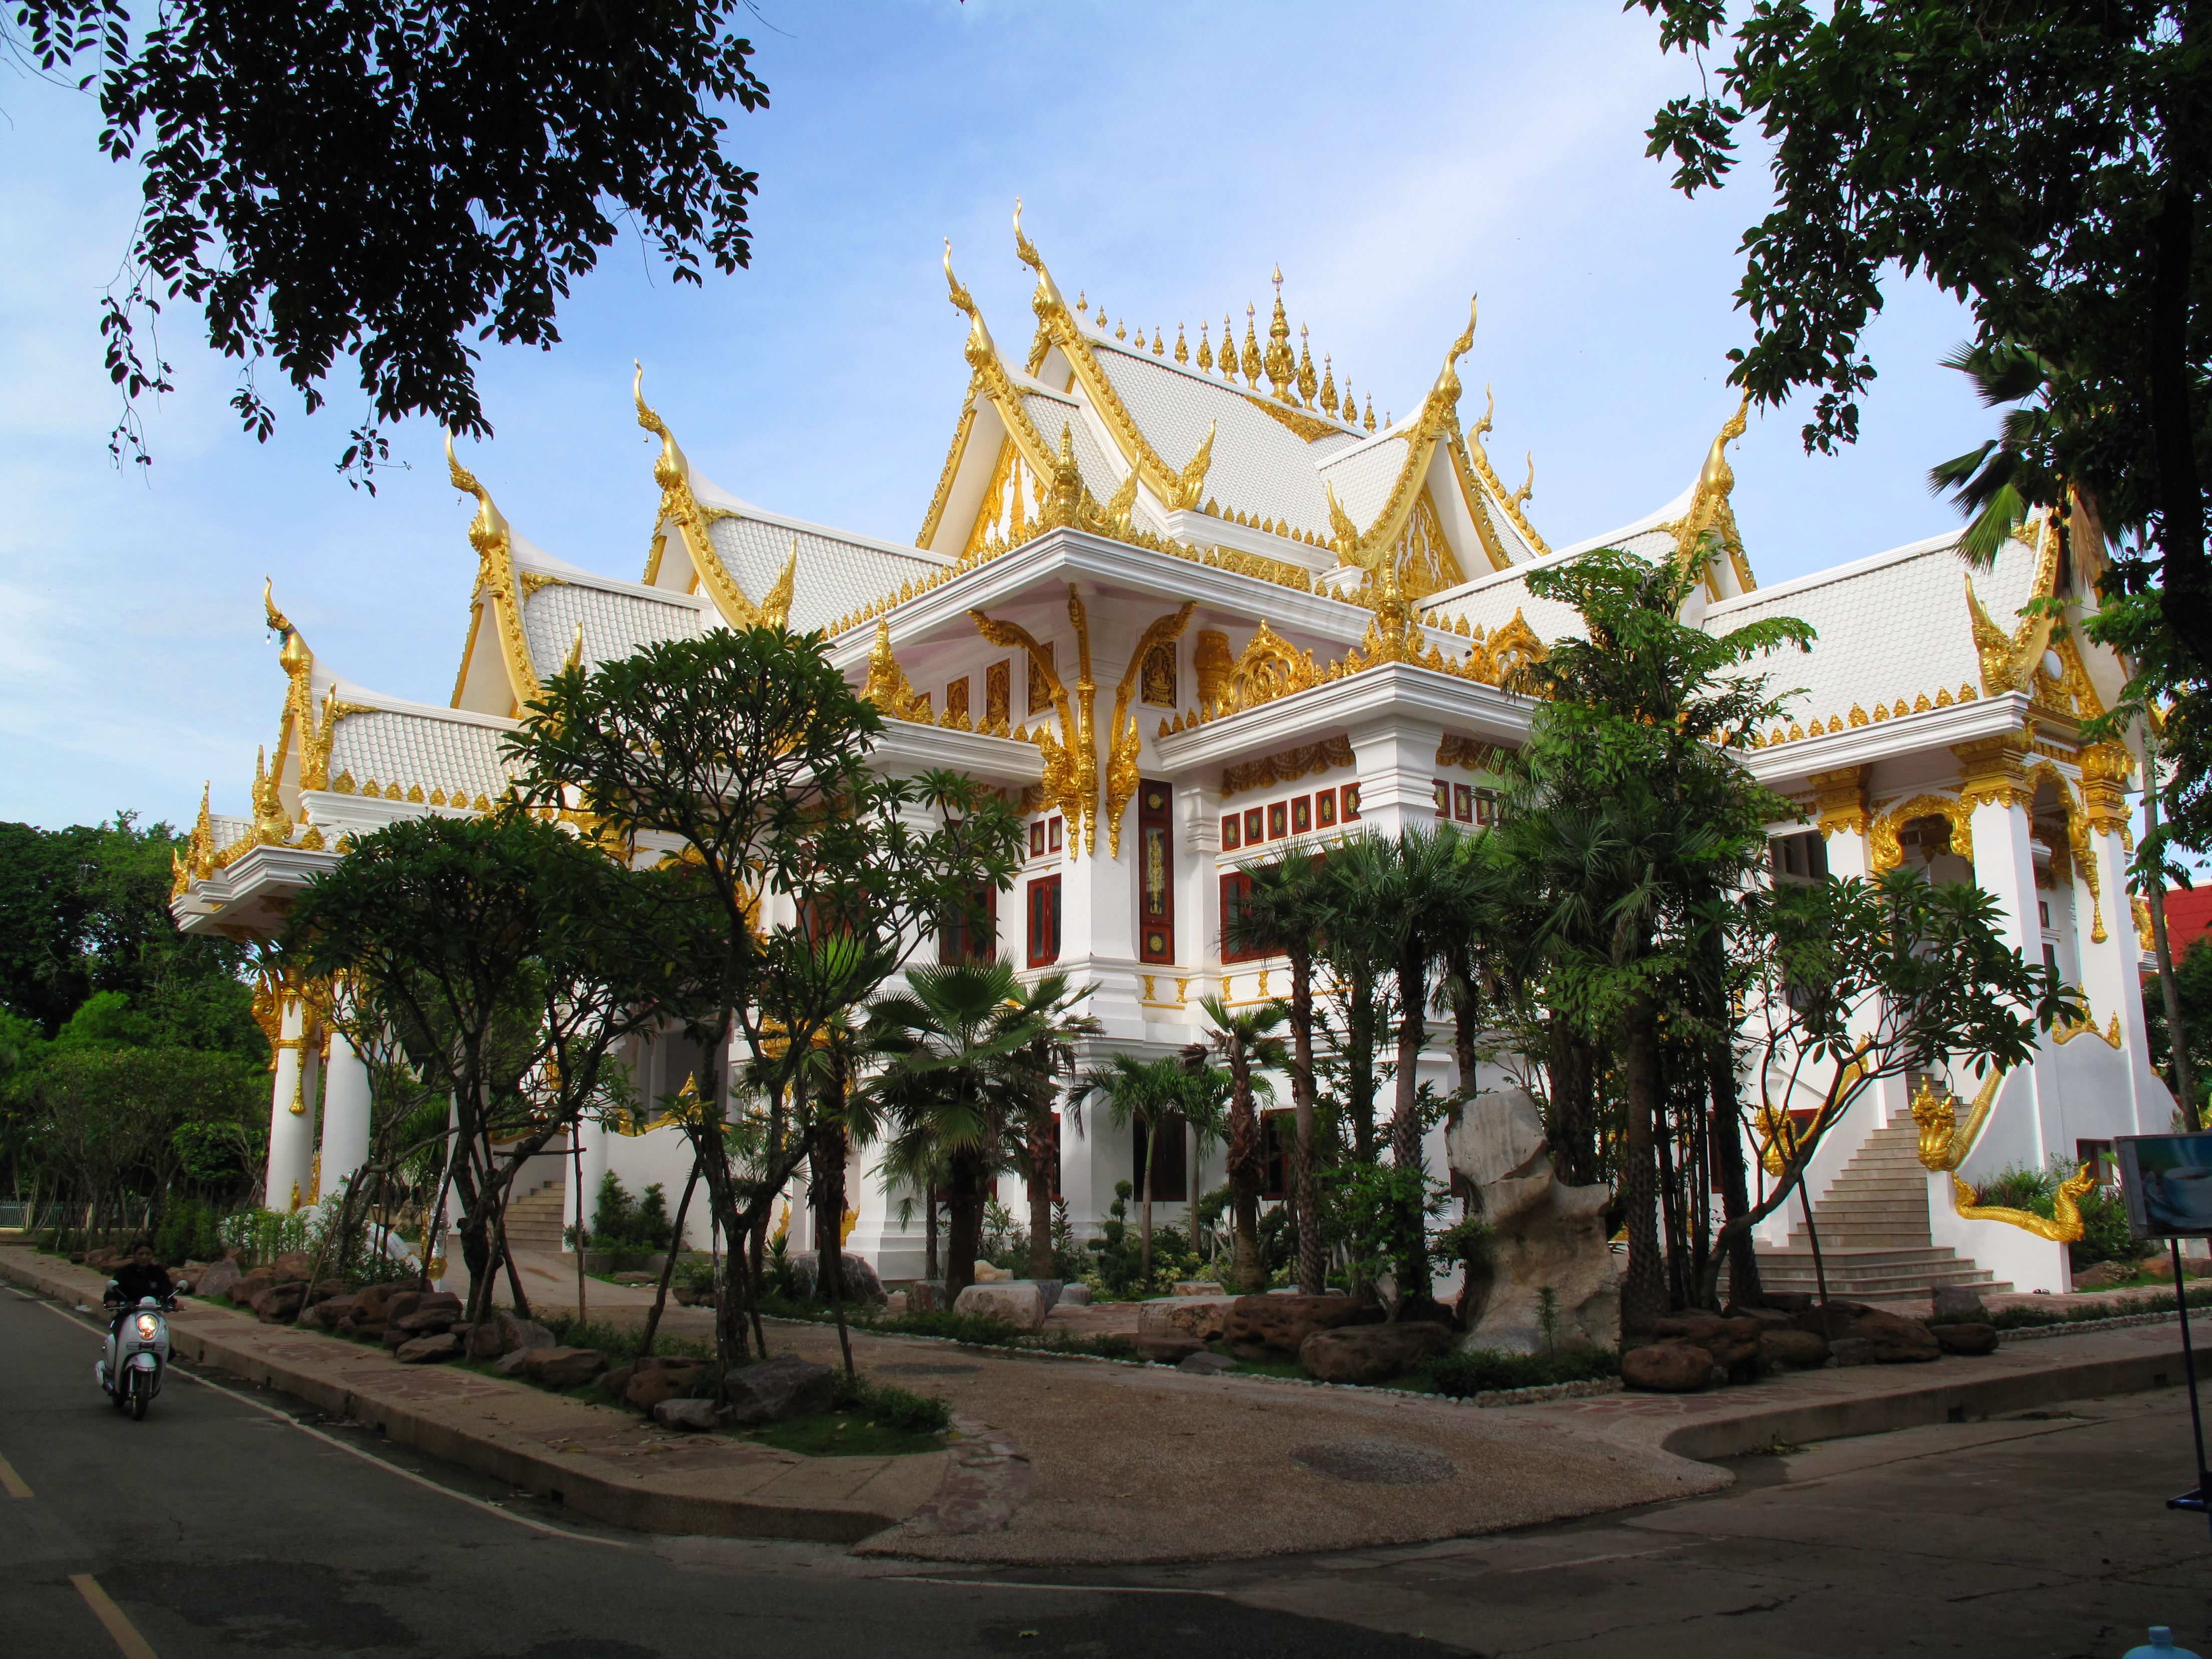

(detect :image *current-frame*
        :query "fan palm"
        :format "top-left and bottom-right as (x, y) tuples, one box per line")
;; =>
(865, 958), (1059, 1299)
(1199, 995), (1287, 1292)
(1227, 851), (1331, 1293)
(1073, 1054), (1185, 1282)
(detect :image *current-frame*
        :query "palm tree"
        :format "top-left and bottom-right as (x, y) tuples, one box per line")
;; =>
(1010, 975), (1098, 1282)
(1227, 852), (1331, 1294)
(1199, 996), (1287, 1293)
(1071, 1051), (1224, 1282)
(866, 958), (1055, 1300)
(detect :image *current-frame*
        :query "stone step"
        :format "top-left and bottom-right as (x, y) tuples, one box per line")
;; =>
(504, 1183), (569, 1251)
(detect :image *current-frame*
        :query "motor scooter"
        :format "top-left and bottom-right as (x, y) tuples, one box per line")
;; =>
(96, 1290), (173, 1420)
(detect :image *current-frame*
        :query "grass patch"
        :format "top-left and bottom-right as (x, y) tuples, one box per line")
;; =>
(536, 1312), (712, 1366)
(738, 1413), (946, 1458)
(1422, 1346), (1621, 1399)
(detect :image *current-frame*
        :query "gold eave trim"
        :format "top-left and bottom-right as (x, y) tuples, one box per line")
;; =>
(916, 379), (981, 550)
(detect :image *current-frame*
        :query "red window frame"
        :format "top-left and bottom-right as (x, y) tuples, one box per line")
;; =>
(1454, 782), (1474, 822)
(1220, 870), (1267, 963)
(1139, 778), (1174, 964)
(1290, 794), (1311, 835)
(1221, 813), (1242, 851)
(1267, 801), (1288, 839)
(1341, 784), (1361, 821)
(1243, 806), (1263, 844)
(1026, 875), (1062, 966)
(1316, 788), (1337, 828)
(937, 883), (998, 964)
(1433, 777), (1450, 818)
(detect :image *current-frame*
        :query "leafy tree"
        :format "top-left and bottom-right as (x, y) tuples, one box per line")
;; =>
(1635, 1), (2212, 684)
(505, 626), (1022, 1379)
(1073, 1052), (1223, 1284)
(12, 0), (770, 479)
(287, 807), (681, 1321)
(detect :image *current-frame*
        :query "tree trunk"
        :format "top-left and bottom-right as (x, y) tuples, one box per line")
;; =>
(1139, 1117), (1156, 1281)
(924, 1179), (940, 1282)
(944, 1148), (986, 1300)
(2148, 177), (2212, 677)
(2146, 722), (2203, 1129)
(1390, 950), (1427, 1171)
(1619, 994), (1668, 1339)
(1025, 1094), (1057, 1282)
(1548, 1014), (1599, 1189)
(1289, 946), (1324, 1296)
(1348, 971), (1377, 1165)
(808, 1123), (854, 1377)
(1707, 1009), (1762, 1309)
(638, 1155), (700, 1360)
(1224, 1056), (1263, 1292)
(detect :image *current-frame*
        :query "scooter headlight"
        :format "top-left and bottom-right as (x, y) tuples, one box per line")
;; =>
(135, 1313), (160, 1341)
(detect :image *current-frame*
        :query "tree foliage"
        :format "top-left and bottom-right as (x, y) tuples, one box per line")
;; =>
(11, 0), (769, 479)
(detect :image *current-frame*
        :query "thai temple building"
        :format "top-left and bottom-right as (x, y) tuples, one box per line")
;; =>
(168, 209), (2173, 1299)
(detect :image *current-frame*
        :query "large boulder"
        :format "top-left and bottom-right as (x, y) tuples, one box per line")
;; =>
(627, 1364), (709, 1412)
(1223, 1294), (1365, 1358)
(952, 1280), (1049, 1333)
(266, 1250), (316, 1284)
(1178, 1350), (1236, 1375)
(1850, 1307), (1941, 1364)
(907, 1280), (945, 1313)
(1933, 1322), (2000, 1356)
(1931, 1285), (1989, 1319)
(721, 1356), (835, 1426)
(972, 1261), (1013, 1283)
(226, 1274), (273, 1308)
(1623, 1342), (1717, 1393)
(193, 1259), (243, 1303)
(1136, 1335), (1206, 1365)
(1138, 1295), (1235, 1342)
(1653, 1313), (1764, 1375)
(252, 1282), (308, 1322)
(391, 1306), (461, 1337)
(1445, 1088), (1621, 1354)
(306, 1294), (357, 1332)
(1759, 1327), (1832, 1369)
(395, 1332), (463, 1364)
(785, 1251), (889, 1306)
(1298, 1321), (1454, 1386)
(464, 1311), (553, 1362)
(1058, 1284), (1093, 1307)
(654, 1398), (722, 1432)
(514, 1347), (608, 1389)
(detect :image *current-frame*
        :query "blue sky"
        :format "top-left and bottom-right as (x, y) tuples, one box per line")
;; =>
(0, 2), (1991, 833)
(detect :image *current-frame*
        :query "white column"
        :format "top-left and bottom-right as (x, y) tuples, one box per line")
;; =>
(1178, 777), (1221, 1009)
(263, 990), (315, 1211)
(1962, 749), (2049, 1173)
(318, 1034), (373, 1199)
(1348, 711), (1447, 839)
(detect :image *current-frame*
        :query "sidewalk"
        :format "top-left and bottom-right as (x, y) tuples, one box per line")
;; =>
(7, 1244), (2195, 1564)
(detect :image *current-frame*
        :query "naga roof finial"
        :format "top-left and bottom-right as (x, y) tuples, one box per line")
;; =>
(444, 432), (510, 559)
(632, 361), (690, 495)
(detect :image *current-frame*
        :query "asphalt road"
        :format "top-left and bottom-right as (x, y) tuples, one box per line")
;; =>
(7, 1279), (2211, 1658)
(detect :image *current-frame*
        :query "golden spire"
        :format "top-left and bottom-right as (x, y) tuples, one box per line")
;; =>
(1264, 269), (1296, 402)
(1319, 354), (1338, 417)
(1151, 328), (1165, 357)
(1196, 321), (1213, 372)
(1175, 323), (1189, 365)
(1363, 394), (1376, 433)
(565, 623), (585, 672)
(1296, 325), (1317, 407)
(1115, 318), (1127, 341)
(1241, 304), (1262, 387)
(1222, 314), (1236, 377)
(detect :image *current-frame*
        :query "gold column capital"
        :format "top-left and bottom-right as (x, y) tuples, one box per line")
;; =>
(1806, 765), (1870, 838)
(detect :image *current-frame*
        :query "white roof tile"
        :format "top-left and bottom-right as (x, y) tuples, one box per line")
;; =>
(327, 706), (515, 802)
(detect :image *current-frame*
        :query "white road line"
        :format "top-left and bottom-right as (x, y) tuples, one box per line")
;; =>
(23, 1295), (631, 1551)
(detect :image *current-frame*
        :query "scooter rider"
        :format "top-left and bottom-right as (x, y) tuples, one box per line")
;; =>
(104, 1241), (176, 1329)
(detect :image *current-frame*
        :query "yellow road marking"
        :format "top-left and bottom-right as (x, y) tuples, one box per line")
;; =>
(70, 1574), (158, 1659)
(0, 1449), (29, 1499)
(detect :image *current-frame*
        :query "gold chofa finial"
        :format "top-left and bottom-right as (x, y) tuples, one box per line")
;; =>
(943, 238), (976, 318)
(263, 577), (293, 638)
(444, 432), (510, 559)
(761, 539), (798, 630)
(1013, 198), (1042, 273)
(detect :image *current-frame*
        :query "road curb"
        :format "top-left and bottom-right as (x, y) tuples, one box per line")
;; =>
(1, 1248), (944, 1544)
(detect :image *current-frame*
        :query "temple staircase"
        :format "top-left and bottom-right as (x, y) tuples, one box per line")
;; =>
(1742, 1122), (2011, 1303)
(503, 1174), (569, 1254)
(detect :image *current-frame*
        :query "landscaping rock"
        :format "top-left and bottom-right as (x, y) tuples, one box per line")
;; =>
(515, 1346), (608, 1389)
(1933, 1321), (2000, 1355)
(786, 1251), (889, 1306)
(953, 1280), (1050, 1332)
(627, 1365), (709, 1412)
(1622, 1342), (1716, 1392)
(1850, 1307), (1941, 1363)
(1174, 1281), (1225, 1297)
(1445, 1085), (1621, 1354)
(395, 1332), (463, 1364)
(972, 1261), (1013, 1283)
(193, 1259), (243, 1302)
(1723, 1303), (1795, 1326)
(1058, 1284), (1092, 1307)
(267, 1250), (316, 1284)
(307, 1294), (357, 1332)
(882, 1291), (909, 1315)
(1789, 1298), (1878, 1340)
(1829, 1337), (1879, 1366)
(1178, 1350), (1237, 1375)
(1298, 1321), (1455, 1386)
(1931, 1285), (1989, 1319)
(252, 1283), (308, 1322)
(908, 1280), (946, 1313)
(1654, 1313), (1765, 1376)
(653, 1398), (722, 1432)
(1223, 1293), (1366, 1358)
(382, 1290), (426, 1325)
(391, 1307), (460, 1336)
(465, 1311), (553, 1362)
(1136, 1335), (1206, 1364)
(721, 1356), (835, 1427)
(612, 1271), (656, 1285)
(1759, 1327), (1831, 1369)
(226, 1274), (273, 1308)
(1757, 1291), (1816, 1312)
(1138, 1295), (1235, 1342)
(307, 1278), (345, 1304)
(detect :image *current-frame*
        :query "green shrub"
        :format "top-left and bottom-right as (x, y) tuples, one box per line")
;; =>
(829, 1368), (954, 1434)
(153, 1198), (226, 1264)
(1975, 1159), (2155, 1269)
(218, 1207), (310, 1265)
(1424, 1346), (1620, 1398)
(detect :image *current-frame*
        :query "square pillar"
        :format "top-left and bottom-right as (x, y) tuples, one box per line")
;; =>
(318, 1033), (373, 1199)
(1956, 735), (2047, 1168)
(1348, 714), (1448, 839)
(264, 985), (316, 1212)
